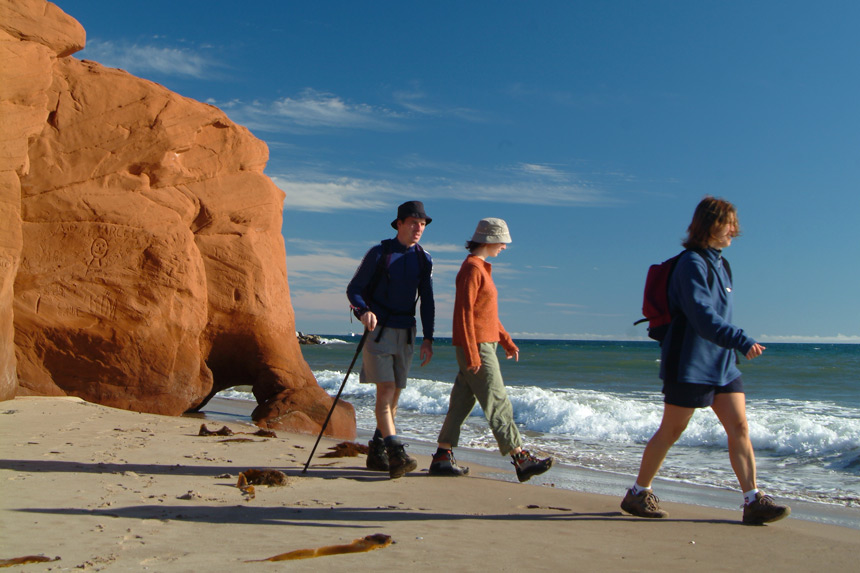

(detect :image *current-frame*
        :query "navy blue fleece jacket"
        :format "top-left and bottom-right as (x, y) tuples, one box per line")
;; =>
(346, 239), (435, 340)
(660, 248), (756, 386)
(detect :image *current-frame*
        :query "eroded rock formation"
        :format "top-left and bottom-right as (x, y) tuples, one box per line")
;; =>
(0, 0), (355, 439)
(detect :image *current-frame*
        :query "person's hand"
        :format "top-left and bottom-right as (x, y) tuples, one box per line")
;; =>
(360, 311), (378, 332)
(419, 339), (433, 366)
(745, 343), (766, 360)
(506, 350), (519, 362)
(468, 364), (481, 374)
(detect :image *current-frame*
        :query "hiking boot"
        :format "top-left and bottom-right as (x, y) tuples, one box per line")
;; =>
(742, 492), (791, 525)
(429, 449), (470, 477)
(386, 443), (417, 479)
(620, 488), (669, 518)
(365, 438), (389, 472)
(511, 450), (553, 483)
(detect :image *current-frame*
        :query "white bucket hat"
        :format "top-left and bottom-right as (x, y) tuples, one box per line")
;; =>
(470, 218), (512, 244)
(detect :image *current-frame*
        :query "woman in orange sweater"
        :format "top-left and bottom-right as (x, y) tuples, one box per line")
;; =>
(430, 218), (553, 482)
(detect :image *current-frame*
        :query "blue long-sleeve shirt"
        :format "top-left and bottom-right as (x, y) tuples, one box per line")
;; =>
(660, 248), (756, 386)
(346, 238), (435, 340)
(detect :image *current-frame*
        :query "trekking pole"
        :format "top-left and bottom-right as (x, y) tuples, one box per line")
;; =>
(302, 329), (369, 473)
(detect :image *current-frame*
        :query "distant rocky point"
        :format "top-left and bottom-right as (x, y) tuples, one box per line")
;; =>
(297, 332), (324, 345)
(0, 0), (355, 439)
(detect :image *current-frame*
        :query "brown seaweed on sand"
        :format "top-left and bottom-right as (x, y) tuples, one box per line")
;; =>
(251, 429), (277, 437)
(0, 555), (60, 567)
(236, 469), (288, 500)
(321, 441), (370, 458)
(237, 469), (289, 487)
(199, 424), (234, 436)
(246, 534), (393, 562)
(199, 424), (277, 438)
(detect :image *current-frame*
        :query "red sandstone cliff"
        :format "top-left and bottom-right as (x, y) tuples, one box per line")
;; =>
(0, 0), (355, 439)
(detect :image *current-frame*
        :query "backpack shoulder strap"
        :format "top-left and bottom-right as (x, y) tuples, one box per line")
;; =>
(365, 239), (393, 297)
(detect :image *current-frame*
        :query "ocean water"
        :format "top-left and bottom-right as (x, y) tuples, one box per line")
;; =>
(218, 337), (860, 510)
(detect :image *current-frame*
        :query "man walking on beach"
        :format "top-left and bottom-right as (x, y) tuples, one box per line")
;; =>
(347, 201), (435, 479)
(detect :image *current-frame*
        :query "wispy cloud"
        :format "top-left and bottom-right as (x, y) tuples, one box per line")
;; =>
(418, 160), (610, 206)
(459, 180), (608, 206)
(272, 175), (399, 212)
(466, 162), (611, 205)
(221, 89), (404, 134)
(81, 39), (215, 78)
(392, 87), (484, 122)
(392, 87), (437, 115)
(276, 89), (403, 128)
(282, 243), (365, 314)
(269, 158), (613, 213)
(220, 84), (485, 134)
(286, 252), (360, 285)
(419, 242), (467, 254)
(515, 163), (570, 181)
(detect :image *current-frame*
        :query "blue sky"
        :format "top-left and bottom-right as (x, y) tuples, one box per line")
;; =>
(59, 1), (859, 342)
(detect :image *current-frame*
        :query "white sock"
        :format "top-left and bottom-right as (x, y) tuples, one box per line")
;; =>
(631, 483), (650, 496)
(743, 489), (760, 505)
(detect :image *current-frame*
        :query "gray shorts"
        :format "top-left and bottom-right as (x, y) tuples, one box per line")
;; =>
(359, 327), (416, 389)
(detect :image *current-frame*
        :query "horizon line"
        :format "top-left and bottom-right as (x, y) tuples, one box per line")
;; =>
(298, 332), (860, 345)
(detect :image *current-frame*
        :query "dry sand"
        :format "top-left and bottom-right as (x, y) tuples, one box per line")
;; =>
(2, 396), (858, 572)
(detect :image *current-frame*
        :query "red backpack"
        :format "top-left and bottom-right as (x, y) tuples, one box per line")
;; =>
(634, 250), (729, 343)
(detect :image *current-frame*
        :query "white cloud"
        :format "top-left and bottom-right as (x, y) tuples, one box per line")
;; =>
(290, 288), (350, 314)
(458, 162), (614, 206)
(81, 39), (213, 78)
(272, 176), (397, 212)
(431, 161), (609, 206)
(271, 89), (402, 128)
(392, 88), (435, 115)
(460, 181), (607, 206)
(420, 242), (467, 254)
(516, 163), (570, 181)
(219, 85), (485, 134)
(220, 89), (406, 133)
(283, 250), (361, 321)
(269, 159), (613, 213)
(286, 251), (358, 278)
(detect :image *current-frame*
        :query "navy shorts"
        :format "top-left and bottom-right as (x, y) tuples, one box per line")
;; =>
(662, 377), (744, 409)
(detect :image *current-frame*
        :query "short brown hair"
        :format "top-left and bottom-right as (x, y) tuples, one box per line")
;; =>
(683, 196), (740, 250)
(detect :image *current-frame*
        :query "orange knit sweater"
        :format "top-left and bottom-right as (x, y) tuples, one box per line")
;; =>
(451, 255), (518, 370)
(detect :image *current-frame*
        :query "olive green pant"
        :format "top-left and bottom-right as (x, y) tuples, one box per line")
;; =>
(437, 342), (522, 456)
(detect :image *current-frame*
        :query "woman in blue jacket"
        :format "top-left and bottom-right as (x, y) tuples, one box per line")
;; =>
(621, 197), (790, 525)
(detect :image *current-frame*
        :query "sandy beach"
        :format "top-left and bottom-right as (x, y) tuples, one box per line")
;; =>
(2, 396), (858, 572)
